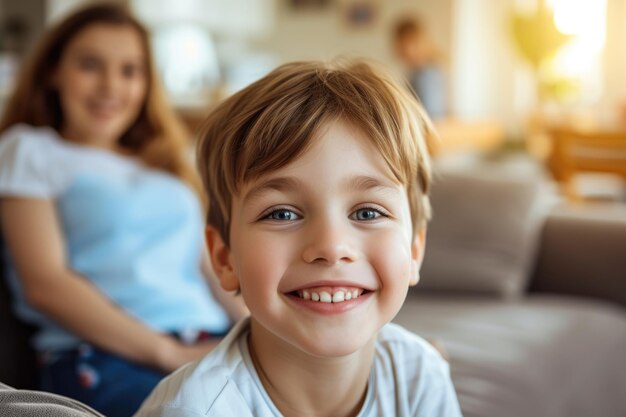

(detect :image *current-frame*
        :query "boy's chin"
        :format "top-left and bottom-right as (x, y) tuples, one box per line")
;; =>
(295, 332), (377, 359)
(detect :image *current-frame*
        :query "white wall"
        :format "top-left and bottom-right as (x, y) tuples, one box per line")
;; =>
(253, 0), (453, 68)
(450, 0), (521, 130)
(132, 0), (273, 38)
(252, 0), (525, 130)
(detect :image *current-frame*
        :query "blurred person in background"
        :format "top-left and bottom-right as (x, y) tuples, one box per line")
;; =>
(0, 4), (246, 416)
(393, 15), (448, 120)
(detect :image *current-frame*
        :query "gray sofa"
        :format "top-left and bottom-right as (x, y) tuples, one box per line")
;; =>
(394, 167), (626, 417)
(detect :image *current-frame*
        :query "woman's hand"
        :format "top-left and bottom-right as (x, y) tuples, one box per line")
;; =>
(1, 198), (219, 373)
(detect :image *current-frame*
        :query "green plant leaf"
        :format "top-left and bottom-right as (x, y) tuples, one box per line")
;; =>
(510, 1), (573, 70)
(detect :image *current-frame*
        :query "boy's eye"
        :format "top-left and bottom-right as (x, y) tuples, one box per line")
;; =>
(264, 209), (300, 221)
(351, 207), (384, 221)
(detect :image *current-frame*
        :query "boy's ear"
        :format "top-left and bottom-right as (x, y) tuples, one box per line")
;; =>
(409, 227), (427, 286)
(205, 226), (240, 292)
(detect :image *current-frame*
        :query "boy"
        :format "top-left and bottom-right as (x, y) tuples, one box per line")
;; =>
(136, 60), (462, 417)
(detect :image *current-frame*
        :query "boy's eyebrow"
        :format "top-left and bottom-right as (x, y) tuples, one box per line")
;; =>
(346, 175), (400, 193)
(243, 175), (400, 205)
(242, 177), (302, 205)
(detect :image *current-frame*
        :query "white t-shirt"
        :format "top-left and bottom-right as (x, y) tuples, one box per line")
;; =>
(136, 318), (462, 417)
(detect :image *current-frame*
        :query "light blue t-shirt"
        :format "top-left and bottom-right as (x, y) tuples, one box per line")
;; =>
(0, 124), (230, 351)
(136, 318), (463, 417)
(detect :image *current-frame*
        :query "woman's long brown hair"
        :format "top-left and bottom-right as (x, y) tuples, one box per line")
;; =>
(0, 3), (201, 194)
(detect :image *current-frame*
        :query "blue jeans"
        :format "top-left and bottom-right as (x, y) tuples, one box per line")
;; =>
(39, 344), (165, 417)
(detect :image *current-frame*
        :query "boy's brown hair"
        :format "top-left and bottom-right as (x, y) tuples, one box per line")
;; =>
(197, 60), (434, 245)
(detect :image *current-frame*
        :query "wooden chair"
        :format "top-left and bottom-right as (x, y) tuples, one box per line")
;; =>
(547, 128), (626, 200)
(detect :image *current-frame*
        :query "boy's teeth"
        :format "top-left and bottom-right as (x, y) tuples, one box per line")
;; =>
(297, 288), (363, 303)
(332, 291), (345, 302)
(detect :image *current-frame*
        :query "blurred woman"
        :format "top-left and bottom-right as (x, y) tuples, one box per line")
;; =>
(0, 4), (246, 416)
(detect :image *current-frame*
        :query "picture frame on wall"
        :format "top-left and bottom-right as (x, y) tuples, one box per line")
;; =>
(288, 0), (332, 11)
(343, 1), (376, 28)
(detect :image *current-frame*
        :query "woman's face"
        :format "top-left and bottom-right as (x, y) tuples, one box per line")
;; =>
(53, 23), (148, 149)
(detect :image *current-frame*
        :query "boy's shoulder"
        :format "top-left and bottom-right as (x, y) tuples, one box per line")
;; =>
(370, 323), (461, 417)
(375, 322), (450, 381)
(137, 364), (251, 417)
(377, 322), (443, 360)
(135, 319), (256, 417)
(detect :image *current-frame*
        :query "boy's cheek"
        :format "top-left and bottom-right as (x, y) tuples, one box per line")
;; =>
(367, 234), (416, 287)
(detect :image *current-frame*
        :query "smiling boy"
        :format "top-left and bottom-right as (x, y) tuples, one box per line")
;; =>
(136, 60), (462, 417)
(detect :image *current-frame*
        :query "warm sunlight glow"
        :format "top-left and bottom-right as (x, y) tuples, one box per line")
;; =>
(550, 0), (606, 75)
(543, 0), (607, 102)
(552, 0), (606, 47)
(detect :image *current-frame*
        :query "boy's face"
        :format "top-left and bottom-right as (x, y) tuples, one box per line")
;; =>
(207, 120), (425, 357)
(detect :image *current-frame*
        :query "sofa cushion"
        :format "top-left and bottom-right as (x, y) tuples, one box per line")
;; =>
(530, 204), (626, 307)
(0, 382), (104, 416)
(394, 295), (626, 417)
(417, 166), (551, 298)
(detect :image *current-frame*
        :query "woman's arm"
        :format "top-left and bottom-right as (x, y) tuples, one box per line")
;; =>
(1, 197), (216, 373)
(200, 249), (248, 323)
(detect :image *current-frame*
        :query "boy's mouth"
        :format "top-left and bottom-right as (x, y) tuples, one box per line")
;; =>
(290, 286), (368, 303)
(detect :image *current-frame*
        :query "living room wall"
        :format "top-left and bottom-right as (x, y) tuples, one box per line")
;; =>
(251, 0), (453, 69)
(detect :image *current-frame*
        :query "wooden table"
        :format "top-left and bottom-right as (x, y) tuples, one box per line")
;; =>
(430, 118), (505, 156)
(546, 126), (626, 199)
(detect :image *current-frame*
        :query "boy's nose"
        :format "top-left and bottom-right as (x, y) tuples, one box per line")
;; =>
(301, 220), (358, 265)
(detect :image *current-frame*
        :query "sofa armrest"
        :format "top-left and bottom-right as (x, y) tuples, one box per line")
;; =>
(529, 205), (626, 307)
(0, 238), (38, 389)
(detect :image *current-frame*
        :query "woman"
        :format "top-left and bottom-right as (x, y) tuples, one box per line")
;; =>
(0, 4), (246, 416)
